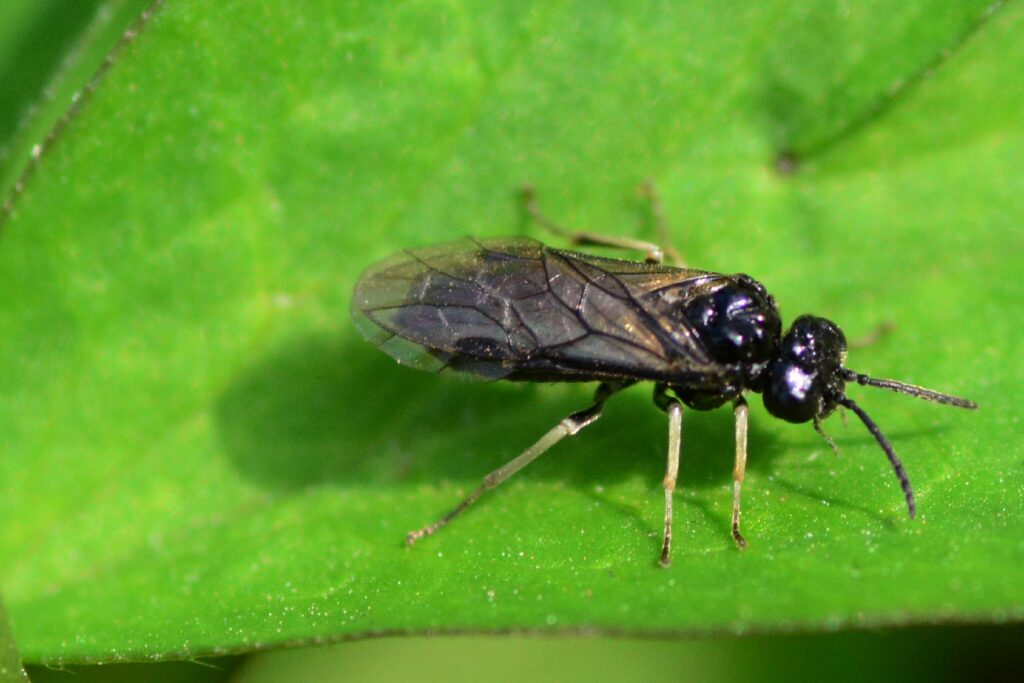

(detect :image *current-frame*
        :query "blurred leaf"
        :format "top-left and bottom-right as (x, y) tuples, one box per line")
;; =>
(0, 0), (153, 202)
(231, 626), (1024, 683)
(0, 600), (27, 682)
(1, 0), (1022, 666)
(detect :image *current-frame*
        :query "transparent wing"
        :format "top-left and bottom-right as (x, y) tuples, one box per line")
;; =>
(352, 238), (731, 382)
(550, 248), (732, 362)
(352, 238), (544, 380)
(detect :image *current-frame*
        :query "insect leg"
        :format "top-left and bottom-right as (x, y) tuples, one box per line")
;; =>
(813, 417), (841, 457)
(731, 396), (750, 549)
(653, 384), (683, 567)
(520, 185), (666, 264)
(406, 382), (625, 547)
(637, 179), (684, 267)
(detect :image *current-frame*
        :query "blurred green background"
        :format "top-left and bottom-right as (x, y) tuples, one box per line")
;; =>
(2, 1), (1022, 681)
(21, 626), (1024, 682)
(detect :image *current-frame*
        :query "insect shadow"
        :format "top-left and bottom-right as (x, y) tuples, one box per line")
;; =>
(214, 330), (787, 496)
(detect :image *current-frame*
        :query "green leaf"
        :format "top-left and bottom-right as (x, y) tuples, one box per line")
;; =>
(2, 0), (1022, 665)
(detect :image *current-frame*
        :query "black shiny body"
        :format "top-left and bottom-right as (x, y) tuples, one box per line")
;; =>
(353, 237), (783, 411)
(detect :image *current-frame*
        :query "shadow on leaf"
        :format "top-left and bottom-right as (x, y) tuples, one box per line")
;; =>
(215, 330), (791, 495)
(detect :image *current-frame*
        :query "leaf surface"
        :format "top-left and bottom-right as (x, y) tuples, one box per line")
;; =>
(1, 0), (1021, 664)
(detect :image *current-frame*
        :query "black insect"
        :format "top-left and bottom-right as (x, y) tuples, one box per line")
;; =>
(351, 185), (976, 566)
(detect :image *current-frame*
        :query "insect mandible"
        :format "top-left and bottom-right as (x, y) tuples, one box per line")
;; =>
(351, 184), (977, 566)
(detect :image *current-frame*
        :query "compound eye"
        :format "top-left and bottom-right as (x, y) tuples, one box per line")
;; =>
(763, 361), (822, 423)
(684, 282), (780, 364)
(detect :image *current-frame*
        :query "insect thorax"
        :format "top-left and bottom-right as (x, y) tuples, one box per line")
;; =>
(666, 274), (782, 410)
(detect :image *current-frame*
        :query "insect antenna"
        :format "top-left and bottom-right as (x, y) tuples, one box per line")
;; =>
(842, 370), (978, 410)
(837, 396), (917, 519)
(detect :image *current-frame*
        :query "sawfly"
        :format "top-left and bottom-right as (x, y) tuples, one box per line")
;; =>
(351, 185), (976, 566)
